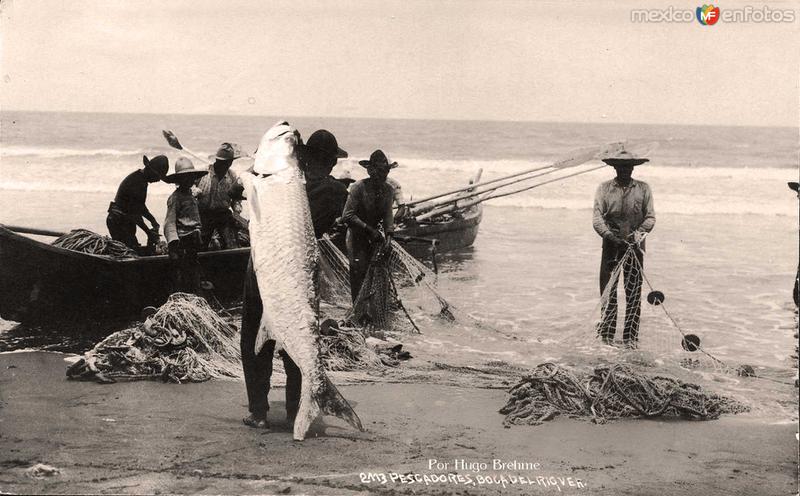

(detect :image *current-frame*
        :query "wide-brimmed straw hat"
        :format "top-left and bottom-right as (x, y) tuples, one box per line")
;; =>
(359, 149), (398, 169)
(300, 130), (348, 161)
(601, 149), (649, 167)
(165, 157), (208, 183)
(214, 142), (242, 162)
(142, 155), (169, 179)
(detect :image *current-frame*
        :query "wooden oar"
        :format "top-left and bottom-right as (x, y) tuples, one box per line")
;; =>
(415, 164), (606, 221)
(2, 224), (66, 237)
(162, 130), (213, 164)
(162, 130), (253, 163)
(401, 143), (620, 208)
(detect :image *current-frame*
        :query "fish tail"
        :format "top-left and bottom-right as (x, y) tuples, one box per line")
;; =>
(318, 374), (364, 432)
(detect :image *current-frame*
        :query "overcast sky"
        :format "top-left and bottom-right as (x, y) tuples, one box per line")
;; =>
(1, 0), (798, 126)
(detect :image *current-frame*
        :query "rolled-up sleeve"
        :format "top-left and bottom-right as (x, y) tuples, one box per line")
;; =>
(637, 184), (656, 233)
(164, 194), (179, 244)
(592, 184), (611, 238)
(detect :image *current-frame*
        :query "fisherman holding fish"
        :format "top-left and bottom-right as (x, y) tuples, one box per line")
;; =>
(196, 143), (245, 250)
(342, 149), (398, 303)
(239, 122), (362, 438)
(163, 158), (208, 294)
(592, 149), (655, 348)
(106, 155), (168, 251)
(299, 130), (350, 239)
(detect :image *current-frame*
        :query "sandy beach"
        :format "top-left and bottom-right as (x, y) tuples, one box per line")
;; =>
(0, 351), (796, 496)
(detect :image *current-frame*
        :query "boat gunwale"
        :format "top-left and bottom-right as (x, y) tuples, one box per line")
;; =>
(0, 225), (249, 265)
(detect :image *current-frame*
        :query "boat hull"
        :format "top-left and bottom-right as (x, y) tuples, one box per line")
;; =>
(0, 204), (482, 325)
(394, 204), (482, 259)
(0, 225), (250, 325)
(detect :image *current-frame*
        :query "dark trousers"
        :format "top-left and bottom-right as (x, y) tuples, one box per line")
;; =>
(240, 259), (301, 420)
(598, 239), (644, 345)
(200, 209), (239, 250)
(106, 210), (139, 249)
(346, 231), (373, 304)
(170, 234), (202, 294)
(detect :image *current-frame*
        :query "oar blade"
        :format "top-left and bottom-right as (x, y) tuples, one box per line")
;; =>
(162, 130), (183, 150)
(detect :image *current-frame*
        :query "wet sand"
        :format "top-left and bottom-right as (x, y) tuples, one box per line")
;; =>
(0, 351), (796, 495)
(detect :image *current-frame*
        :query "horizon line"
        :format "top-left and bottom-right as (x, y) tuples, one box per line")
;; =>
(0, 108), (797, 130)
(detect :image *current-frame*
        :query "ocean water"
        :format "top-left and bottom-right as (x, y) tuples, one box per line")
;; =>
(1, 111), (797, 420)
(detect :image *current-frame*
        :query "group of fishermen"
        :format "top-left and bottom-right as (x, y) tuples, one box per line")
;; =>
(106, 129), (399, 302)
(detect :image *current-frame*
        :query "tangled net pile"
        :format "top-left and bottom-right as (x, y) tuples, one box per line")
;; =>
(318, 320), (385, 371)
(52, 229), (138, 258)
(500, 363), (749, 427)
(67, 293), (241, 383)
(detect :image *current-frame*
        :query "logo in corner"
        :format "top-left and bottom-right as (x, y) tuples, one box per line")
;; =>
(696, 4), (721, 25)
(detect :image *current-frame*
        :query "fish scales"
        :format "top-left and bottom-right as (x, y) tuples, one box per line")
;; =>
(246, 122), (363, 440)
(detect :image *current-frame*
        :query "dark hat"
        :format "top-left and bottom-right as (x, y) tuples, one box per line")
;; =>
(601, 149), (649, 167)
(165, 157), (208, 183)
(359, 149), (398, 169)
(142, 154), (169, 179)
(788, 181), (799, 192)
(214, 142), (241, 162)
(302, 130), (348, 160)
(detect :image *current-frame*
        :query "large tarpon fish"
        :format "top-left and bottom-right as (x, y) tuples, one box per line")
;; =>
(245, 121), (363, 440)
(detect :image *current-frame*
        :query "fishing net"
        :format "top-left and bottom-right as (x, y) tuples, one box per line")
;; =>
(500, 363), (750, 427)
(66, 293), (241, 383)
(560, 244), (733, 373)
(52, 229), (138, 258)
(317, 236), (455, 332)
(559, 242), (777, 388)
(318, 319), (411, 371)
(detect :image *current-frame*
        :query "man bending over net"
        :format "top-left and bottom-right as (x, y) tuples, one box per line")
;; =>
(592, 149), (656, 348)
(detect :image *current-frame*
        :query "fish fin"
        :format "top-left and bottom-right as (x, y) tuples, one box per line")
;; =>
(254, 315), (275, 354)
(318, 374), (364, 432)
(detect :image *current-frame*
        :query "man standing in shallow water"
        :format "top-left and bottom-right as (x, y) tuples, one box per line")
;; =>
(592, 149), (655, 348)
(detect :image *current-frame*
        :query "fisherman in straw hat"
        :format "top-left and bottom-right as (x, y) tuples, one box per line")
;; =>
(164, 157), (208, 293)
(196, 143), (246, 250)
(592, 148), (656, 348)
(341, 149), (398, 303)
(106, 154), (169, 251)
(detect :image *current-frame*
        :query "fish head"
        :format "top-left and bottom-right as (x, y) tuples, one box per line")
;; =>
(253, 121), (301, 175)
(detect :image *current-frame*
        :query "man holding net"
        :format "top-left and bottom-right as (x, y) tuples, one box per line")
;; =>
(592, 149), (655, 348)
(341, 150), (397, 304)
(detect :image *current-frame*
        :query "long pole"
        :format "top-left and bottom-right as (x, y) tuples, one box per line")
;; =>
(2, 225), (66, 237)
(401, 145), (608, 208)
(415, 165), (605, 221)
(410, 166), (565, 216)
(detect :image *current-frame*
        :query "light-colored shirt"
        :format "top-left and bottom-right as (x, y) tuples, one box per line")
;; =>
(342, 179), (395, 235)
(385, 177), (404, 205)
(195, 167), (244, 212)
(164, 189), (201, 244)
(592, 178), (655, 240)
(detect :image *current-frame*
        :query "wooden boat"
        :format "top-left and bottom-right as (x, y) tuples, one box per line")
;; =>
(0, 206), (482, 324)
(0, 224), (250, 325)
(393, 202), (483, 260)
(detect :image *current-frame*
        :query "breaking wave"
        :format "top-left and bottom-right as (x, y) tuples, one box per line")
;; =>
(1, 146), (147, 159)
